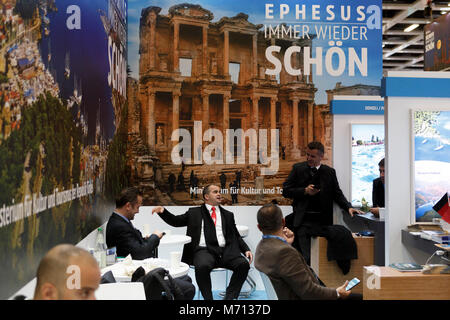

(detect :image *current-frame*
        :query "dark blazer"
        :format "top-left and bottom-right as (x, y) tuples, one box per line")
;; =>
(158, 205), (250, 265)
(372, 177), (385, 208)
(255, 238), (337, 300)
(106, 212), (160, 260)
(282, 162), (351, 227)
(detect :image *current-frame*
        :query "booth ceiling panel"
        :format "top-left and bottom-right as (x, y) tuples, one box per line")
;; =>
(382, 0), (450, 71)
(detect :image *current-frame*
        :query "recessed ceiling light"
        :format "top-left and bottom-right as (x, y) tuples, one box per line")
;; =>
(404, 24), (419, 32)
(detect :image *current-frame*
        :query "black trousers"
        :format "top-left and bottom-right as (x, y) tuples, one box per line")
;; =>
(295, 225), (363, 301)
(295, 225), (314, 266)
(193, 248), (250, 300)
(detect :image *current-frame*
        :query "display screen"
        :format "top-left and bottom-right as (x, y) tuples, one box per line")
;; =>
(351, 124), (385, 207)
(413, 111), (450, 222)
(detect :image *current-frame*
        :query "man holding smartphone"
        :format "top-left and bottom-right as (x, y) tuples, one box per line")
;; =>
(106, 187), (195, 300)
(282, 142), (363, 265)
(255, 204), (355, 300)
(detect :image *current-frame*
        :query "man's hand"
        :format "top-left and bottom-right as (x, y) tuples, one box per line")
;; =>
(369, 207), (380, 217)
(153, 230), (165, 239)
(245, 251), (253, 264)
(348, 208), (363, 218)
(336, 281), (352, 299)
(283, 227), (295, 245)
(304, 184), (320, 196)
(152, 206), (164, 215)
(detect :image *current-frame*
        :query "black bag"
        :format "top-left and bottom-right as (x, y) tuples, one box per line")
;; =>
(100, 270), (116, 284)
(131, 266), (146, 282)
(137, 267), (184, 300)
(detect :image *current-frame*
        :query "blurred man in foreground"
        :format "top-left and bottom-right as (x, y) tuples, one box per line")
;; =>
(33, 244), (100, 300)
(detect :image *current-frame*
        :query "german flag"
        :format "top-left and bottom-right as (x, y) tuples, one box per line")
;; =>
(433, 193), (450, 224)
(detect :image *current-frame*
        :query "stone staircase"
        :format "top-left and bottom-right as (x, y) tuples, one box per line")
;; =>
(157, 159), (298, 205)
(159, 160), (296, 187)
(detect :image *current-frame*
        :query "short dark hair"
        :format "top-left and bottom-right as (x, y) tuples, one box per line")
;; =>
(257, 204), (283, 233)
(115, 187), (143, 208)
(202, 185), (211, 199)
(378, 158), (385, 167)
(307, 141), (325, 154)
(202, 184), (218, 200)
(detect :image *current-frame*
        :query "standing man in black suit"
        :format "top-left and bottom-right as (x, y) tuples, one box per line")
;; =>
(282, 142), (362, 265)
(106, 187), (195, 300)
(152, 185), (253, 300)
(370, 158), (385, 217)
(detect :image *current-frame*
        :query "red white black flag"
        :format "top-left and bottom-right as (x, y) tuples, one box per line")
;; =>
(432, 192), (450, 224)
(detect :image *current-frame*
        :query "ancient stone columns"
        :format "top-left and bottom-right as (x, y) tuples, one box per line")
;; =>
(252, 34), (257, 79)
(172, 92), (180, 148)
(147, 91), (156, 153)
(202, 26), (208, 76)
(223, 93), (230, 132)
(173, 21), (179, 72)
(252, 96), (259, 131)
(291, 98), (301, 158)
(223, 30), (229, 76)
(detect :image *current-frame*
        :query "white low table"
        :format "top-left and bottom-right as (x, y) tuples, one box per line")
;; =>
(96, 282), (146, 300)
(236, 225), (249, 238)
(159, 234), (191, 245)
(102, 258), (189, 282)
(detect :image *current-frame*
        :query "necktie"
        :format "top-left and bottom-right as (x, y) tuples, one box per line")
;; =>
(211, 207), (217, 226)
(311, 167), (318, 175)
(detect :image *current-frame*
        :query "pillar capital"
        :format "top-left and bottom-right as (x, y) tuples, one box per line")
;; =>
(201, 91), (209, 99)
(172, 20), (180, 28)
(146, 13), (157, 26)
(223, 93), (231, 100)
(144, 7), (161, 25)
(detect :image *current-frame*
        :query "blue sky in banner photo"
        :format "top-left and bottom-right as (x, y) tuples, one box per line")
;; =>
(41, 0), (116, 142)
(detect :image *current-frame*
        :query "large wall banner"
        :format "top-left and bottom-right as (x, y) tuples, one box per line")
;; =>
(413, 110), (450, 222)
(0, 0), (127, 299)
(127, 0), (382, 206)
(424, 12), (450, 71)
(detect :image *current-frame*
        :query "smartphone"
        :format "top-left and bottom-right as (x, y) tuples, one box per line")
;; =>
(313, 185), (320, 190)
(345, 277), (360, 291)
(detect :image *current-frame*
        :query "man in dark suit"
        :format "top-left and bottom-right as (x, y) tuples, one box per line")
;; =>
(282, 141), (361, 265)
(152, 184), (253, 300)
(255, 204), (352, 300)
(106, 187), (195, 300)
(370, 158), (385, 217)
